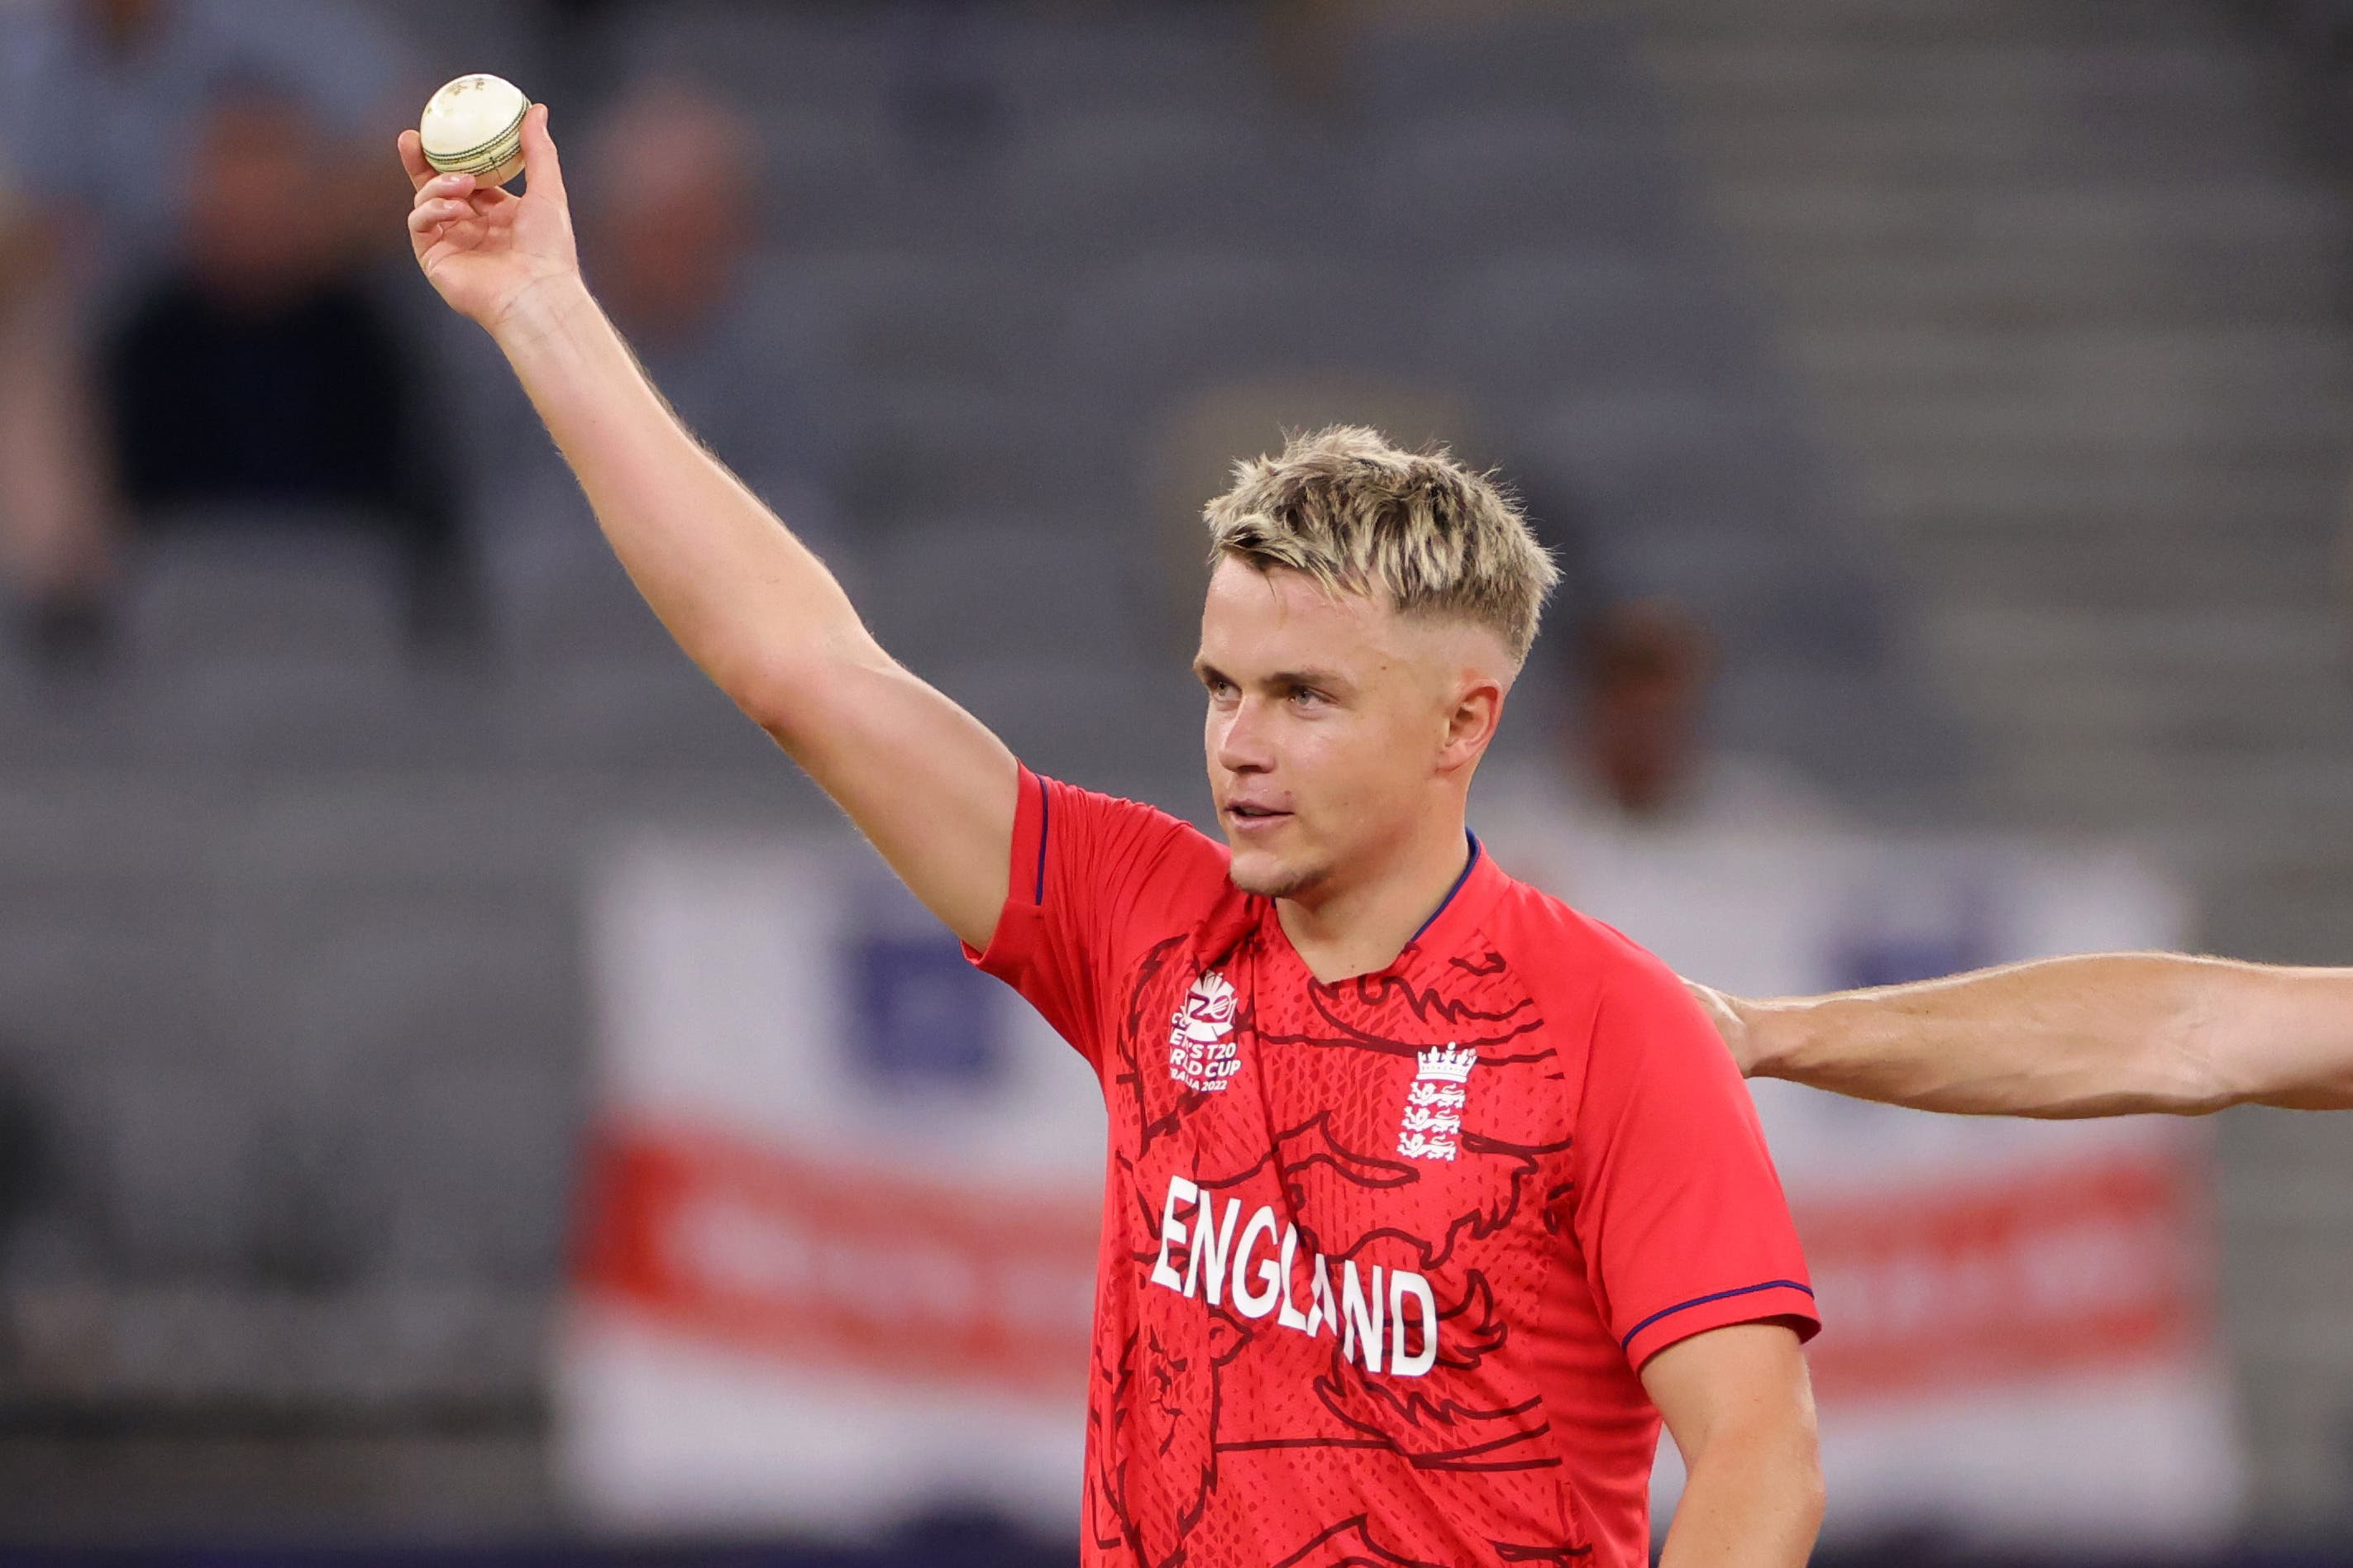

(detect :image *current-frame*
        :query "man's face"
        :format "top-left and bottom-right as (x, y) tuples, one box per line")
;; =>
(1195, 559), (1501, 903)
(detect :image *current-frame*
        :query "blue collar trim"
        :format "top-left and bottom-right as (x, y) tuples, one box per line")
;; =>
(1408, 830), (1482, 945)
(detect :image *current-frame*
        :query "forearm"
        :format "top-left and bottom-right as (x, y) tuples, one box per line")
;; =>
(399, 115), (1015, 944)
(484, 275), (1016, 945)
(489, 278), (871, 714)
(1741, 953), (2346, 1118)
(1659, 1423), (1822, 1568)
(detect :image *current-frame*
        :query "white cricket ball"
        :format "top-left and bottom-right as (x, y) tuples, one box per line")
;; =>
(418, 74), (531, 188)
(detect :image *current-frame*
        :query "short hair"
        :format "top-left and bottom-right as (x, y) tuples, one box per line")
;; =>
(1203, 426), (1561, 666)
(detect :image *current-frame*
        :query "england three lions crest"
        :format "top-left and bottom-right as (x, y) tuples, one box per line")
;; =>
(1397, 1043), (1474, 1161)
(1168, 970), (1243, 1093)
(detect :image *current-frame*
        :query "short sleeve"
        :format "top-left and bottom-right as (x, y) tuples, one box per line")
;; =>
(963, 767), (1226, 1071)
(1571, 948), (1819, 1371)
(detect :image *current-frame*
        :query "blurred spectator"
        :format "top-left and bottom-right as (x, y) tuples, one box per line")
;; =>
(0, 2), (435, 651)
(0, 133), (115, 661)
(1479, 599), (1833, 889)
(586, 84), (763, 353)
(1567, 599), (1830, 826)
(1578, 600), (1733, 820)
(583, 82), (834, 517)
(485, 79), (837, 598)
(0, 0), (417, 298)
(98, 79), (462, 636)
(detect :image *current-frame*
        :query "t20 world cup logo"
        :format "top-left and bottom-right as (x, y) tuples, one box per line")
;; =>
(1167, 970), (1243, 1094)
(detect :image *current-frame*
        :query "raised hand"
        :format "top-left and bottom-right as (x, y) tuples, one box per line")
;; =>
(397, 102), (580, 333)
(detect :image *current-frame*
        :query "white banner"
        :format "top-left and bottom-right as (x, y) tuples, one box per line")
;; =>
(559, 835), (1102, 1536)
(558, 817), (2241, 1550)
(1481, 818), (2241, 1553)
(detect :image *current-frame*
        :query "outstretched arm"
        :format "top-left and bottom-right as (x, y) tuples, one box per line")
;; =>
(399, 107), (1014, 948)
(1690, 955), (2353, 1118)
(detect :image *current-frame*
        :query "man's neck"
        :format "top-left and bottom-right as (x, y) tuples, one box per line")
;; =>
(1276, 819), (1475, 985)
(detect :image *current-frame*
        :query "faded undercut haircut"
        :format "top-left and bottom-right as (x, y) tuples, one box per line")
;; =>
(1203, 426), (1561, 667)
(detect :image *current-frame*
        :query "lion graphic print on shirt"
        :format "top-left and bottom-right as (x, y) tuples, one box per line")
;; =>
(966, 770), (1818, 1568)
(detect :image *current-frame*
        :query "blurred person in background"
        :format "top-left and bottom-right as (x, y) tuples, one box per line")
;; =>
(98, 77), (462, 636)
(1479, 598), (1830, 895)
(1, 0), (438, 646)
(580, 85), (765, 395)
(484, 80), (838, 589)
(1564, 599), (1829, 829)
(0, 131), (114, 663)
(585, 81), (836, 519)
(0, 0), (415, 288)
(583, 82), (837, 527)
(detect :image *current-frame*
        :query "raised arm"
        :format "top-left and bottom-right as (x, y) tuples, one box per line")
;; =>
(399, 107), (1014, 948)
(1690, 955), (2353, 1118)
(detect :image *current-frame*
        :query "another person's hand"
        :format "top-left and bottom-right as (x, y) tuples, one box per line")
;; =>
(397, 102), (579, 333)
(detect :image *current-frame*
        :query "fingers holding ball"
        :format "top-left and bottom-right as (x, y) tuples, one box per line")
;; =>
(407, 195), (475, 237)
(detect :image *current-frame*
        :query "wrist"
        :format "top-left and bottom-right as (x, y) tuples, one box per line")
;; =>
(487, 269), (596, 354)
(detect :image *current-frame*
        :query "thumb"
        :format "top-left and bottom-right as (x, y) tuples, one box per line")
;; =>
(519, 101), (566, 204)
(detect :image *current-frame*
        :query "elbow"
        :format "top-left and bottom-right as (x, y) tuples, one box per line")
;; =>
(1692, 1410), (1826, 1545)
(729, 631), (892, 744)
(730, 662), (809, 741)
(1740, 1420), (1826, 1555)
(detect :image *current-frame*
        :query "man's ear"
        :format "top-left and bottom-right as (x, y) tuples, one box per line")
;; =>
(1441, 674), (1506, 771)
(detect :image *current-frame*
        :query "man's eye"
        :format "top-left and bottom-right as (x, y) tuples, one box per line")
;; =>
(1290, 686), (1324, 708)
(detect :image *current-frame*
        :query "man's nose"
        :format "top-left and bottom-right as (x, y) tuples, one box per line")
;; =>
(1215, 695), (1274, 774)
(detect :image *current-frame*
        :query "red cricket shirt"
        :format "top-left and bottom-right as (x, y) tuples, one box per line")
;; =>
(968, 770), (1818, 1567)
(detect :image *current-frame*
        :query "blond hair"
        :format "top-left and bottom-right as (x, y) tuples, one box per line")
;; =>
(1203, 426), (1560, 665)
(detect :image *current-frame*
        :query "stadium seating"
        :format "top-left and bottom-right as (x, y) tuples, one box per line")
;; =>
(1639, 0), (2353, 1531)
(0, 0), (1968, 1533)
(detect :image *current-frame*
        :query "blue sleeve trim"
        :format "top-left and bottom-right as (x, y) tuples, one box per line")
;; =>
(1033, 776), (1051, 905)
(1620, 1279), (1816, 1351)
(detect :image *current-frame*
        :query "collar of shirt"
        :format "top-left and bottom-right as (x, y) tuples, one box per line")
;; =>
(1215, 830), (1506, 984)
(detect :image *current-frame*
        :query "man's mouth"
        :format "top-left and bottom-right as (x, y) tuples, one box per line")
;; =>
(1224, 803), (1291, 827)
